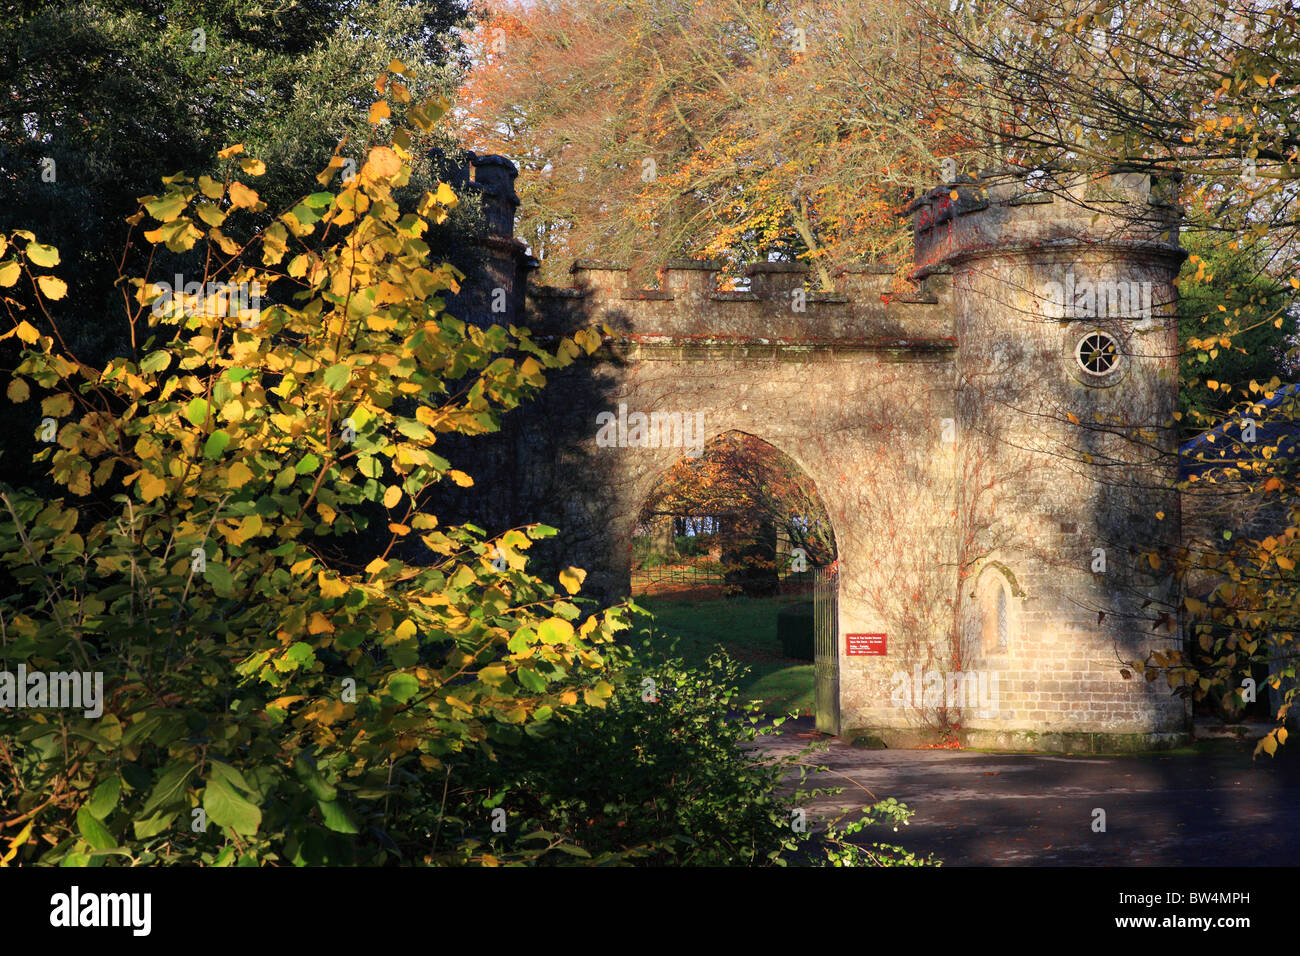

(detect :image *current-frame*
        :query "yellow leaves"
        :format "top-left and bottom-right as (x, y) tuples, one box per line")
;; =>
(14, 321), (40, 344)
(239, 157), (266, 176)
(6, 379), (29, 403)
(317, 155), (349, 188)
(316, 502), (337, 525)
(308, 612), (334, 634)
(145, 219), (204, 253)
(318, 572), (349, 599)
(447, 470), (473, 487)
(0, 819), (33, 866)
(383, 485), (402, 509)
(137, 471), (167, 501)
(1066, 411), (1080, 424)
(1258, 730), (1279, 757)
(25, 242), (59, 267)
(1147, 551), (1161, 570)
(41, 393), (72, 417)
(36, 275), (67, 300)
(434, 182), (458, 208)
(291, 557), (315, 576)
(395, 619), (417, 642)
(220, 513), (263, 545)
(387, 58), (409, 75)
(218, 144), (245, 159)
(559, 566), (586, 595)
(368, 100), (391, 124)
(260, 222), (289, 265)
(225, 461), (254, 489)
(208, 229), (241, 255)
(1276, 554), (1295, 572)
(0, 260), (19, 287)
(388, 522), (411, 536)
(198, 175), (224, 199)
(572, 328), (604, 356)
(228, 182), (261, 209)
(537, 617), (575, 644)
(1265, 476), (1283, 492)
(196, 203), (226, 228)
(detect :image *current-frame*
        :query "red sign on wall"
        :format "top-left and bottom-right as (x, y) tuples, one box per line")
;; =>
(846, 633), (887, 656)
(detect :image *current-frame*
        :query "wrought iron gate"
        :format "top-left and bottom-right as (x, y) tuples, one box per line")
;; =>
(813, 562), (840, 735)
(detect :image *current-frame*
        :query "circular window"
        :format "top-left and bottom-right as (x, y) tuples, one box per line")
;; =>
(1075, 330), (1120, 377)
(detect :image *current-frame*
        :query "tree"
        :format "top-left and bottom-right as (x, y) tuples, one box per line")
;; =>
(1176, 230), (1299, 438)
(0, 0), (479, 492)
(458, 0), (975, 288)
(639, 431), (836, 595)
(0, 77), (632, 865)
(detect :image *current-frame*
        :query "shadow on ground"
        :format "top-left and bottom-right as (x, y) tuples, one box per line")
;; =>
(752, 717), (1300, 866)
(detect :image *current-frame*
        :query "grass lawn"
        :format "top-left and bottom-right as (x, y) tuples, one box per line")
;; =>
(632, 593), (816, 717)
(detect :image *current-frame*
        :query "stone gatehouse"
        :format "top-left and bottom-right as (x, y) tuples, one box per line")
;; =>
(446, 154), (1191, 752)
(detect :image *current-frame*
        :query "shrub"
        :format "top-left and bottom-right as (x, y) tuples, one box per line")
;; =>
(440, 638), (938, 866)
(0, 75), (629, 866)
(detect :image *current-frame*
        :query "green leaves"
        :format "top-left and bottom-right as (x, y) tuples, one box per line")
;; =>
(317, 799), (360, 834)
(0, 87), (636, 868)
(185, 397), (210, 428)
(387, 672), (420, 701)
(293, 756), (338, 802)
(86, 777), (121, 820)
(203, 429), (231, 459)
(142, 761), (196, 817)
(204, 776), (262, 836)
(76, 807), (117, 850)
(323, 364), (351, 391)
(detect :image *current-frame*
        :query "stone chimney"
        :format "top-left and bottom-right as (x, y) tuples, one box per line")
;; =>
(469, 153), (520, 239)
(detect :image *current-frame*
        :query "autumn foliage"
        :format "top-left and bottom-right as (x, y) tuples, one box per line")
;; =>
(0, 67), (632, 865)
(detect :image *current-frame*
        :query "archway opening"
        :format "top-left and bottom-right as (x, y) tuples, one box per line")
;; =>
(631, 431), (838, 721)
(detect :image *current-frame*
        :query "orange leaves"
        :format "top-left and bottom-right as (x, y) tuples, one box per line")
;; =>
(228, 182), (261, 209)
(362, 146), (402, 182)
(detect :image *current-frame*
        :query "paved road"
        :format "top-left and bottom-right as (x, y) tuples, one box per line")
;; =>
(752, 719), (1300, 865)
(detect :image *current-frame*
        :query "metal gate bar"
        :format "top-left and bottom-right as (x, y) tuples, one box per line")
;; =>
(813, 563), (840, 735)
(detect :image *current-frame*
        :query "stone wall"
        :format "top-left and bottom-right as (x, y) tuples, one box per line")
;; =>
(436, 157), (1194, 751)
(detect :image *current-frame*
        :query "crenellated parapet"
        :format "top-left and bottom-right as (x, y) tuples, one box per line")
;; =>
(909, 166), (1185, 279)
(525, 258), (954, 356)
